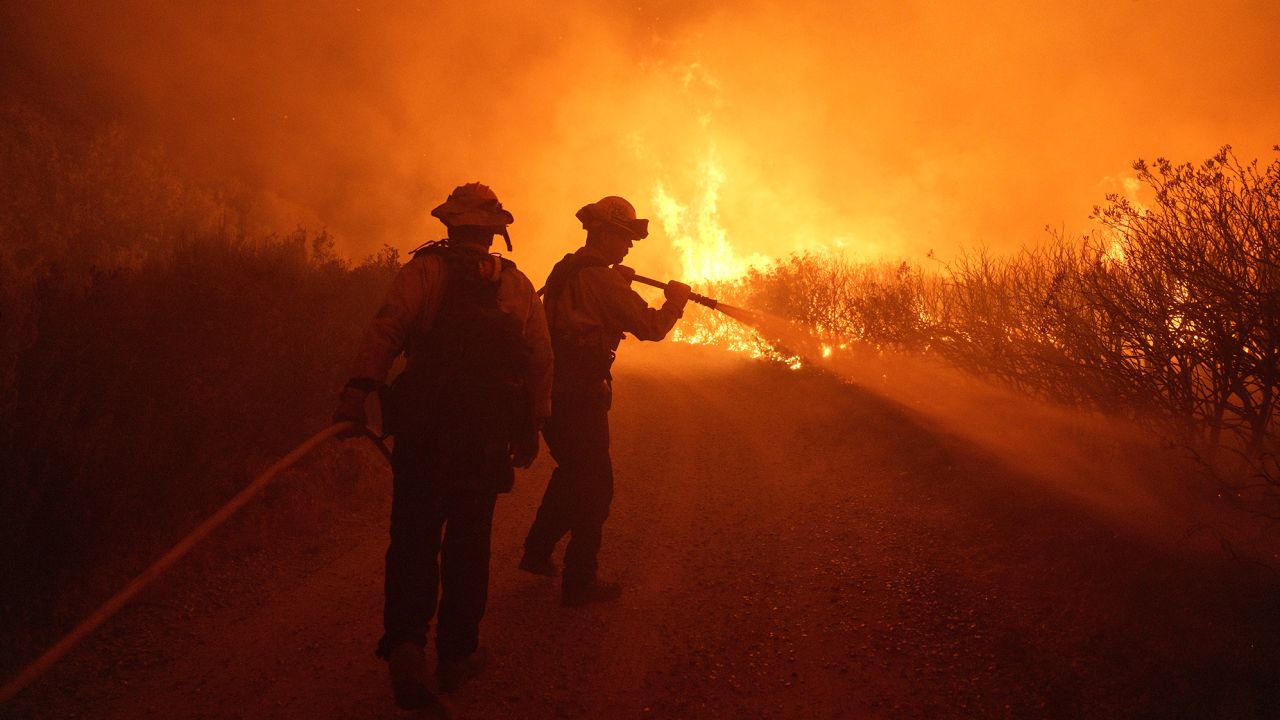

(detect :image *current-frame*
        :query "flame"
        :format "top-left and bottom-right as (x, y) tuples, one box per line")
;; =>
(668, 296), (808, 371)
(1100, 174), (1148, 266)
(652, 151), (770, 283)
(652, 149), (861, 373)
(1104, 235), (1127, 265)
(655, 151), (796, 365)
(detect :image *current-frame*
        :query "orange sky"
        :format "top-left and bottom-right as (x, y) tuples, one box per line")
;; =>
(3, 0), (1278, 280)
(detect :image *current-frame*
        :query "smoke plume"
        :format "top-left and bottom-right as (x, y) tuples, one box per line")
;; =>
(3, 0), (1278, 279)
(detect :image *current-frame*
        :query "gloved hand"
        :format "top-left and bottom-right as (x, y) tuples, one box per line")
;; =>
(511, 420), (543, 468)
(664, 280), (692, 308)
(333, 385), (369, 439)
(511, 434), (539, 468)
(615, 265), (636, 283)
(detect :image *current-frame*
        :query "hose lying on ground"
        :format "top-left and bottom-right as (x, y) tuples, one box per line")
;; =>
(0, 421), (389, 705)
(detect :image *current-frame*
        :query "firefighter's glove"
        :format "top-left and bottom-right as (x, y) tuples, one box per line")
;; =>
(664, 280), (692, 309)
(511, 418), (544, 468)
(333, 384), (370, 439)
(511, 436), (539, 469)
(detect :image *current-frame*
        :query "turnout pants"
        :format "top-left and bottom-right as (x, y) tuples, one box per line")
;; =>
(524, 386), (613, 589)
(378, 437), (498, 662)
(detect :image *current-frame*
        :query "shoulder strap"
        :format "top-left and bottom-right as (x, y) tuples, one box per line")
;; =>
(541, 252), (610, 308)
(402, 242), (493, 356)
(400, 250), (449, 356)
(409, 239), (446, 257)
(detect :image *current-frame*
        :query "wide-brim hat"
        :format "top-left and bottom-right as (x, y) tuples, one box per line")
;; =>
(431, 182), (514, 228)
(576, 195), (648, 240)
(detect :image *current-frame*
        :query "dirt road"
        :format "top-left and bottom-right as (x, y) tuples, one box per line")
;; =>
(9, 343), (1280, 719)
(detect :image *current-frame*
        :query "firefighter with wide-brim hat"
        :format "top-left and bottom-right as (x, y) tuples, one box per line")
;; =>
(335, 182), (552, 711)
(520, 195), (691, 605)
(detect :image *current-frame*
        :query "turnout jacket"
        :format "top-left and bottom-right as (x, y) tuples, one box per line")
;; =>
(348, 244), (554, 421)
(545, 245), (684, 390)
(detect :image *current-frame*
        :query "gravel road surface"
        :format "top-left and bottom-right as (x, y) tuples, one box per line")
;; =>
(9, 343), (1279, 719)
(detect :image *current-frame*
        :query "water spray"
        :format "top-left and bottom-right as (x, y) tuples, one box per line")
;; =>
(616, 267), (818, 366)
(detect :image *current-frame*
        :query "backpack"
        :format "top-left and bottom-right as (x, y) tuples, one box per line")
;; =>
(384, 242), (533, 487)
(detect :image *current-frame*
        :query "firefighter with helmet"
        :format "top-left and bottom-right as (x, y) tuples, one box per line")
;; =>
(520, 195), (691, 605)
(334, 183), (552, 711)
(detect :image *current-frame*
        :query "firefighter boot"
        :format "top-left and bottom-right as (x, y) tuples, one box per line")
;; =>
(387, 642), (443, 712)
(518, 552), (557, 577)
(562, 579), (623, 607)
(437, 646), (488, 693)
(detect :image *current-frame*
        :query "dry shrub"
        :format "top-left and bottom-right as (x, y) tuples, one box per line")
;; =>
(0, 234), (399, 661)
(697, 254), (936, 354)
(0, 100), (403, 668)
(1086, 149), (1280, 464)
(701, 147), (1279, 501)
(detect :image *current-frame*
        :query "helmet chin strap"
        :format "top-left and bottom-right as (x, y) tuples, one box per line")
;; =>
(500, 227), (512, 252)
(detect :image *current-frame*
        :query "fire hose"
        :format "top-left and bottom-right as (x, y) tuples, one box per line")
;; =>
(615, 266), (720, 310)
(536, 265), (721, 310)
(5, 268), (745, 705)
(614, 266), (769, 333)
(0, 422), (391, 705)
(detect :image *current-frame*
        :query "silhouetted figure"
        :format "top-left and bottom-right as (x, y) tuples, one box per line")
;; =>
(334, 183), (552, 711)
(521, 196), (690, 606)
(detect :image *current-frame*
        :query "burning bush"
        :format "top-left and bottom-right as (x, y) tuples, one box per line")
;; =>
(680, 147), (1279, 498)
(1084, 149), (1280, 462)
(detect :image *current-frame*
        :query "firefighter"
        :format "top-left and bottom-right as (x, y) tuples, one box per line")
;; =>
(334, 183), (552, 711)
(520, 195), (691, 606)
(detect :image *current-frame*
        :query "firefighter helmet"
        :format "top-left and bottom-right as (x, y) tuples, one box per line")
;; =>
(431, 183), (514, 228)
(575, 196), (648, 240)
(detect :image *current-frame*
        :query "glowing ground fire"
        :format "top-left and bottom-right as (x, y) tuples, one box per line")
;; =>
(654, 167), (818, 371)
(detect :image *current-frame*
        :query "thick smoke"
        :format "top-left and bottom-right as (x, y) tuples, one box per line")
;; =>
(3, 0), (1278, 279)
